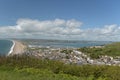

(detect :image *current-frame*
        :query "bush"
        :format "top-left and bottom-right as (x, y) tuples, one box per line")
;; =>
(0, 55), (120, 80)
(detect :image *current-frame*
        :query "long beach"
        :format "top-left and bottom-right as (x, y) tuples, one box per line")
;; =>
(8, 40), (26, 56)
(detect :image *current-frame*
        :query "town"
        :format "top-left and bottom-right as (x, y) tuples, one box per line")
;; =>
(24, 45), (120, 66)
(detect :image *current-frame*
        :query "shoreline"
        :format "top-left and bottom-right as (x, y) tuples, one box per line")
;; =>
(7, 40), (15, 56)
(7, 40), (26, 56)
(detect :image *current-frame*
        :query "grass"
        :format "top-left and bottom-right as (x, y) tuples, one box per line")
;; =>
(0, 66), (93, 80)
(0, 55), (119, 80)
(78, 42), (120, 59)
(0, 55), (108, 80)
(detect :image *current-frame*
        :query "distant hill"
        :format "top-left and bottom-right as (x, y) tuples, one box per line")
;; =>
(78, 42), (120, 59)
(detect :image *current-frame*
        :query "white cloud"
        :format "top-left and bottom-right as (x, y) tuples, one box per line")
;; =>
(0, 18), (120, 41)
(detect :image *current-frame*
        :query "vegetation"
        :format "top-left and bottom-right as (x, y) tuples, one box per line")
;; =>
(0, 67), (81, 80)
(78, 42), (120, 59)
(0, 55), (120, 80)
(60, 49), (72, 54)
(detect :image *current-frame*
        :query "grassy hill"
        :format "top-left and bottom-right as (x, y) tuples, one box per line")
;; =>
(0, 55), (120, 80)
(78, 42), (120, 59)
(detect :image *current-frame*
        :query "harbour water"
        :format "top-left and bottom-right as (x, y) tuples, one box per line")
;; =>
(0, 40), (13, 55)
(24, 39), (113, 48)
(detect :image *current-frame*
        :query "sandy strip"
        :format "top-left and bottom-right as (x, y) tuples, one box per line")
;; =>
(7, 40), (15, 55)
(8, 40), (26, 56)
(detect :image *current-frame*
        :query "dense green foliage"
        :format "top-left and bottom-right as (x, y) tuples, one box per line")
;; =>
(0, 55), (120, 80)
(78, 42), (120, 59)
(60, 49), (73, 54)
(0, 67), (82, 80)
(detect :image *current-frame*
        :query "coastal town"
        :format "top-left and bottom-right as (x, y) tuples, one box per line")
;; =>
(8, 40), (120, 66)
(22, 43), (120, 66)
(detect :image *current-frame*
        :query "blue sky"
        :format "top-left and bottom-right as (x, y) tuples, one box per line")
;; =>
(0, 0), (120, 41)
(0, 0), (120, 27)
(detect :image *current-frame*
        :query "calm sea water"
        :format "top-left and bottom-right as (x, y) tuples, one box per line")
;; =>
(25, 39), (113, 48)
(0, 40), (13, 55)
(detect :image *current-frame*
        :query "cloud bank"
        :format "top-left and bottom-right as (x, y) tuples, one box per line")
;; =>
(0, 18), (120, 41)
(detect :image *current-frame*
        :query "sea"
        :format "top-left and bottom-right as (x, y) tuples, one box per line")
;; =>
(0, 39), (113, 55)
(0, 40), (13, 56)
(25, 39), (113, 48)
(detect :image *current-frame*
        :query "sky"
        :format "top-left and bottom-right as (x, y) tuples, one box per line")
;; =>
(0, 0), (120, 41)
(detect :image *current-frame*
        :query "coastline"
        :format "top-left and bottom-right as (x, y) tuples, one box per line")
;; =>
(7, 40), (26, 56)
(7, 40), (15, 55)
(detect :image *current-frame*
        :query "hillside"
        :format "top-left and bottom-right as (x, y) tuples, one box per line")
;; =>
(0, 55), (120, 80)
(78, 42), (120, 59)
